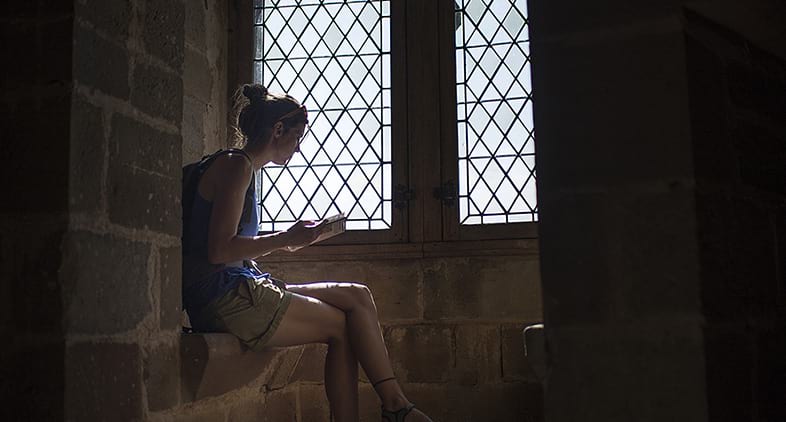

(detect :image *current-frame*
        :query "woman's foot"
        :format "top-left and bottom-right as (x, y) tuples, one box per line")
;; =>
(381, 403), (434, 422)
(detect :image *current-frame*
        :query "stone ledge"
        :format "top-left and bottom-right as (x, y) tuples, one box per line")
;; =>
(180, 333), (297, 402)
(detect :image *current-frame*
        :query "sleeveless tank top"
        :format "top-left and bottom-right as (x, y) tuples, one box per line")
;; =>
(182, 151), (263, 319)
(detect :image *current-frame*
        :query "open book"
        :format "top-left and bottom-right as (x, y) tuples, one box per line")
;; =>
(285, 213), (347, 252)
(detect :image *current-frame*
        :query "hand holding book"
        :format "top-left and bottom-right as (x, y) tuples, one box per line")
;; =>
(284, 213), (347, 252)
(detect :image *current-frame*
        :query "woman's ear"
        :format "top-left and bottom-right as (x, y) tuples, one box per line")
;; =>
(272, 121), (284, 139)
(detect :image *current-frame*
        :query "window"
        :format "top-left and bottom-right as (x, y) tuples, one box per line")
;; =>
(232, 0), (536, 245)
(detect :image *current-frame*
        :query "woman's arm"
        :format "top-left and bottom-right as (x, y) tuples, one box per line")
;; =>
(205, 155), (322, 264)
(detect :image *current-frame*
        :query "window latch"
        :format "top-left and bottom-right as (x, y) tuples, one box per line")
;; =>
(433, 180), (457, 207)
(393, 184), (415, 209)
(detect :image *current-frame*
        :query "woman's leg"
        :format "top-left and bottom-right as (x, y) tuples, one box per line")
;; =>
(265, 293), (359, 422)
(286, 282), (432, 421)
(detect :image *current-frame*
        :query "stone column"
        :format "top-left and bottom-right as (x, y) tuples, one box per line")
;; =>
(530, 0), (786, 420)
(1, 1), (185, 420)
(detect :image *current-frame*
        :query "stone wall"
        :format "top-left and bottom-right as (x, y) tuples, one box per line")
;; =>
(530, 0), (786, 420)
(66, 0), (185, 420)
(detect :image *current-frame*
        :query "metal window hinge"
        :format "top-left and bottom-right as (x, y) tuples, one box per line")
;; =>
(393, 184), (415, 209)
(433, 180), (457, 207)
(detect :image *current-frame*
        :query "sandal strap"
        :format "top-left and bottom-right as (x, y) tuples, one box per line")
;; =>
(381, 403), (416, 422)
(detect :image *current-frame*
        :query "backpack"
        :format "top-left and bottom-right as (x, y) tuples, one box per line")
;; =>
(182, 149), (254, 248)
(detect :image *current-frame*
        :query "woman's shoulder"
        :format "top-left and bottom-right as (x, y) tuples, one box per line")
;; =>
(199, 151), (254, 200)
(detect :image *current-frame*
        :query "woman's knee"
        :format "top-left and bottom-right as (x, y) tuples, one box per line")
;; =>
(343, 283), (376, 313)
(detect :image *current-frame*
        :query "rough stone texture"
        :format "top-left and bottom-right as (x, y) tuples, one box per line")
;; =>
(385, 325), (453, 383)
(423, 256), (542, 320)
(69, 95), (105, 213)
(141, 0), (185, 70)
(290, 343), (327, 383)
(265, 346), (303, 390)
(65, 342), (143, 421)
(501, 325), (537, 382)
(131, 62), (184, 124)
(144, 341), (181, 411)
(227, 389), (297, 422)
(184, 0), (207, 51)
(160, 246), (182, 330)
(110, 114), (181, 176)
(184, 48), (213, 103)
(75, 0), (131, 41)
(61, 231), (151, 334)
(169, 408), (226, 422)
(454, 325), (501, 385)
(299, 384), (331, 422)
(73, 23), (129, 99)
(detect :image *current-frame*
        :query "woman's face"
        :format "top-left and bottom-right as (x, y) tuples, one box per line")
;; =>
(272, 122), (306, 165)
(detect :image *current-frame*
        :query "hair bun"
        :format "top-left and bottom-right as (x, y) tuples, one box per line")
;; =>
(243, 84), (268, 105)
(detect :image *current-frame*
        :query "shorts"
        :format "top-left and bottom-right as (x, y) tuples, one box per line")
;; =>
(198, 276), (292, 351)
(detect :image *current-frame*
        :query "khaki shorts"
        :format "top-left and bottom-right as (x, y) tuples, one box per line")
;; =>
(200, 276), (292, 351)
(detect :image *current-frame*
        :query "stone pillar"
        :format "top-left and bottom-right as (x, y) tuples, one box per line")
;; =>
(530, 0), (786, 420)
(2, 1), (185, 420)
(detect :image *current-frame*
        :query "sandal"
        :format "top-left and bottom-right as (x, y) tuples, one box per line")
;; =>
(381, 403), (416, 422)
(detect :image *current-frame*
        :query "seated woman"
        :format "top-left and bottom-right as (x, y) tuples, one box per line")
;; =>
(182, 84), (433, 422)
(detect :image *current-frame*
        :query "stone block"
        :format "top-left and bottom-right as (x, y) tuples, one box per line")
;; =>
(290, 343), (327, 383)
(454, 324), (501, 384)
(141, 0), (185, 70)
(170, 408), (226, 422)
(131, 62), (183, 124)
(75, 0), (131, 41)
(545, 322), (707, 422)
(61, 231), (151, 334)
(539, 190), (702, 326)
(299, 384), (330, 422)
(501, 325), (538, 382)
(385, 325), (453, 383)
(265, 346), (304, 390)
(144, 341), (180, 411)
(532, 28), (693, 193)
(184, 0), (206, 51)
(184, 48), (213, 103)
(227, 389), (297, 422)
(73, 24), (129, 99)
(180, 333), (281, 402)
(423, 256), (542, 320)
(159, 246), (182, 331)
(182, 95), (207, 163)
(65, 342), (143, 421)
(69, 95), (105, 214)
(108, 161), (180, 235)
(110, 113), (181, 177)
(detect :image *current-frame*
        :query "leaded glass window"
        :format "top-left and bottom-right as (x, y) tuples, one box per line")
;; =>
(455, 0), (536, 225)
(253, 0), (392, 231)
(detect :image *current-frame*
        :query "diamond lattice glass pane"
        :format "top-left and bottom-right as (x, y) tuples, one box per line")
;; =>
(255, 0), (391, 231)
(455, 0), (536, 225)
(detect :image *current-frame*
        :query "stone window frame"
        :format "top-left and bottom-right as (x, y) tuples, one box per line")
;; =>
(228, 0), (536, 257)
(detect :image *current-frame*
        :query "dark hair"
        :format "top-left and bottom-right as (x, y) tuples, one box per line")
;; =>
(231, 84), (308, 148)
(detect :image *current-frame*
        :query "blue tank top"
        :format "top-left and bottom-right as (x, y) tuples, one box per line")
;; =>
(182, 151), (264, 322)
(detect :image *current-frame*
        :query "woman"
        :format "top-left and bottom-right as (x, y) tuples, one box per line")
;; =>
(182, 84), (433, 422)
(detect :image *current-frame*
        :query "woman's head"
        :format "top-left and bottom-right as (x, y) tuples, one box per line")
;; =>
(232, 84), (308, 162)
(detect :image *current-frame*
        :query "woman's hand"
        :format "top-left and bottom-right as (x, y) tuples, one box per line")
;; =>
(282, 220), (326, 251)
